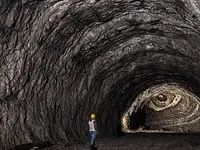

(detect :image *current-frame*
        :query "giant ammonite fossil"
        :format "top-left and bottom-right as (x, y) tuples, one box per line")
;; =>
(121, 83), (200, 133)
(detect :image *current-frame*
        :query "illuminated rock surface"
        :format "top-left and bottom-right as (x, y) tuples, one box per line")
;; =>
(122, 84), (200, 133)
(1, 0), (200, 149)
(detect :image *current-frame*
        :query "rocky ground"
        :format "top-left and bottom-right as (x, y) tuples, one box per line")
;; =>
(49, 133), (200, 150)
(12, 133), (200, 150)
(60, 133), (200, 150)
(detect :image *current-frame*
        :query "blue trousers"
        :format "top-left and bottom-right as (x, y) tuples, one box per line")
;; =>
(89, 131), (96, 146)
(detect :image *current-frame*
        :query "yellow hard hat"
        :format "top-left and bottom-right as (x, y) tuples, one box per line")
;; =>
(90, 114), (96, 119)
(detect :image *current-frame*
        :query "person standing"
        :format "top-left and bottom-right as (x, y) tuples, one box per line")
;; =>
(88, 113), (98, 150)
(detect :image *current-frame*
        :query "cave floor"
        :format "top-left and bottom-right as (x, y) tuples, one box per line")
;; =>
(42, 133), (200, 150)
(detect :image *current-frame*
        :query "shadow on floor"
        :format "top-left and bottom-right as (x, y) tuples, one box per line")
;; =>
(8, 141), (54, 150)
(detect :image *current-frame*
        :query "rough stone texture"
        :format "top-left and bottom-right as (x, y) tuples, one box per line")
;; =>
(122, 83), (200, 133)
(1, 0), (200, 149)
(43, 133), (200, 150)
(145, 84), (200, 132)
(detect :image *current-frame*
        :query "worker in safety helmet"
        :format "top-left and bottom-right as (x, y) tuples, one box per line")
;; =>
(88, 113), (98, 150)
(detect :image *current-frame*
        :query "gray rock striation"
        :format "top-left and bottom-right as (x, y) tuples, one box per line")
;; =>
(1, 0), (200, 149)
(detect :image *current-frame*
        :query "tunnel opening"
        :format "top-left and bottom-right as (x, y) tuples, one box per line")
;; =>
(130, 108), (147, 130)
(102, 68), (200, 136)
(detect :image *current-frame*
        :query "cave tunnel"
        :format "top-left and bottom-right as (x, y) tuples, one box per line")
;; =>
(1, 0), (200, 149)
(130, 107), (146, 130)
(120, 74), (200, 133)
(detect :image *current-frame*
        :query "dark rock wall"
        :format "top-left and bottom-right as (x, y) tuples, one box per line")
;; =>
(1, 0), (200, 148)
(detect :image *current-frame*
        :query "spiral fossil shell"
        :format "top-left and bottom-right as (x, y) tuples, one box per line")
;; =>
(146, 86), (200, 132)
(122, 83), (200, 133)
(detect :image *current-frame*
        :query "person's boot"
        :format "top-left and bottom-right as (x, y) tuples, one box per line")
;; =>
(93, 144), (98, 149)
(90, 145), (94, 150)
